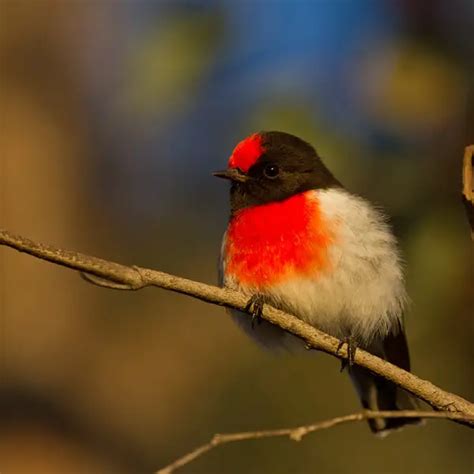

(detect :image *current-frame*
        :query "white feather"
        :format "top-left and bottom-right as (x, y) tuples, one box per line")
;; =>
(221, 188), (407, 350)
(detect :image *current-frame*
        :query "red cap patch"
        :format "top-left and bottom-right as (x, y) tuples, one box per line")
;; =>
(228, 133), (263, 172)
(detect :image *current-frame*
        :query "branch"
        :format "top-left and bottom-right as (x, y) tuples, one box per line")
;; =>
(1, 228), (473, 420)
(462, 145), (474, 240)
(156, 410), (473, 474)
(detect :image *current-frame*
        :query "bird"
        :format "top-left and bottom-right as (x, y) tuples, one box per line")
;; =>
(214, 131), (421, 435)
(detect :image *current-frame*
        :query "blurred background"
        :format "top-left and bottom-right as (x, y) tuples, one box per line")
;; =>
(0, 1), (472, 473)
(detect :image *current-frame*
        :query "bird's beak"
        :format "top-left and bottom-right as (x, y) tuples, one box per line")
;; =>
(212, 168), (249, 183)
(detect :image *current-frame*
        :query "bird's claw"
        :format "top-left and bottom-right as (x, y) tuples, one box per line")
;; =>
(337, 335), (358, 372)
(245, 294), (265, 329)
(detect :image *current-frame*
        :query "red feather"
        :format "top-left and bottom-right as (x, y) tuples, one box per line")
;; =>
(225, 192), (333, 287)
(228, 133), (263, 172)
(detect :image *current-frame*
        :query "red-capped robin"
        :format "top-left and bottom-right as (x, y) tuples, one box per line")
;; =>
(214, 131), (420, 435)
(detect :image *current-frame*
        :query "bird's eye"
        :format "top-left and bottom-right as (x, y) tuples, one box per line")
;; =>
(263, 164), (280, 179)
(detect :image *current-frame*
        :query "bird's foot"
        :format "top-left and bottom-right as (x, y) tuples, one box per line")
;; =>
(245, 294), (265, 329)
(337, 335), (358, 372)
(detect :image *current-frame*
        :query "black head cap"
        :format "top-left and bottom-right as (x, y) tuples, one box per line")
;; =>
(214, 131), (342, 213)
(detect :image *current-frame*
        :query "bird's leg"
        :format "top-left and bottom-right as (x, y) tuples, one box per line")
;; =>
(245, 294), (265, 329)
(337, 335), (358, 372)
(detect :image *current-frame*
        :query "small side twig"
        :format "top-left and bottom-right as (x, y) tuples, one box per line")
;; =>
(155, 410), (473, 474)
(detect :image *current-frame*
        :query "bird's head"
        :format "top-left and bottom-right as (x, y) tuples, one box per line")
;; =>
(213, 131), (341, 213)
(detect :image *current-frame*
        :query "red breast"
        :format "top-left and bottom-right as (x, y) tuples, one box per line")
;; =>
(224, 191), (333, 288)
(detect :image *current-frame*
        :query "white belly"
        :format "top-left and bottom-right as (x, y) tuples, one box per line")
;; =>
(223, 188), (407, 350)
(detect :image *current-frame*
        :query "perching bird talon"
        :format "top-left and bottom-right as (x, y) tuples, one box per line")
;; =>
(337, 335), (358, 371)
(245, 294), (265, 329)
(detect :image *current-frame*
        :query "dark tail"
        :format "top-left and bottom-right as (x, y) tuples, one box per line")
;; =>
(349, 326), (422, 435)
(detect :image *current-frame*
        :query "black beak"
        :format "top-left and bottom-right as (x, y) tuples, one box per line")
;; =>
(212, 168), (249, 183)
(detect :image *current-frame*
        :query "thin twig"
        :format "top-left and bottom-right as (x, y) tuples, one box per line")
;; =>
(462, 145), (474, 239)
(155, 410), (473, 474)
(1, 228), (473, 420)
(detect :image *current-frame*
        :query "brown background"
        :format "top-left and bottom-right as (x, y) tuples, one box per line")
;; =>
(1, 2), (472, 473)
